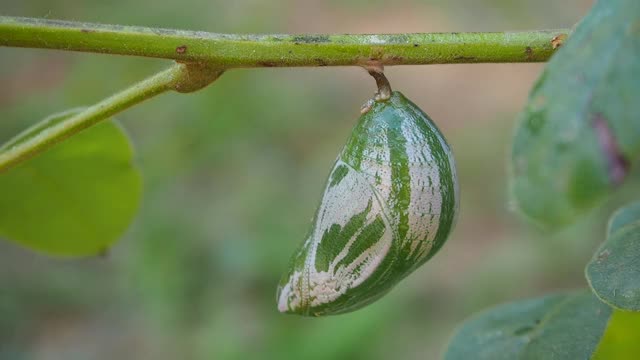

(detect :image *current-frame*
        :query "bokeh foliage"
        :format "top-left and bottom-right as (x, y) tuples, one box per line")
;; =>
(3, 0), (639, 359)
(510, 0), (640, 227)
(450, 0), (640, 358)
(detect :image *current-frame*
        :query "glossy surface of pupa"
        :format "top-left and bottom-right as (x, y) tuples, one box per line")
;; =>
(278, 91), (458, 316)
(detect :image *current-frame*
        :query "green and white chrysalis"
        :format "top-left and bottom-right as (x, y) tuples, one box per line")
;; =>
(277, 69), (459, 316)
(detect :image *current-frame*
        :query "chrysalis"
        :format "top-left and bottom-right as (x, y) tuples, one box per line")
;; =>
(278, 70), (459, 316)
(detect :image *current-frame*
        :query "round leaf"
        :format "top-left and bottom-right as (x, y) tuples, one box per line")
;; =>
(444, 291), (613, 360)
(510, 0), (640, 227)
(0, 109), (142, 256)
(587, 203), (640, 311)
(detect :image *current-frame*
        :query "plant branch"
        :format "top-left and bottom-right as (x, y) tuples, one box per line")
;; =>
(0, 63), (223, 173)
(0, 16), (568, 66)
(0, 15), (569, 172)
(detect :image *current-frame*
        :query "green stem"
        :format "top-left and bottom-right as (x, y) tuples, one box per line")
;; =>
(0, 16), (568, 66)
(0, 63), (223, 173)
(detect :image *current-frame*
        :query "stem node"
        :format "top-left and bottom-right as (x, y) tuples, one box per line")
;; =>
(172, 62), (224, 93)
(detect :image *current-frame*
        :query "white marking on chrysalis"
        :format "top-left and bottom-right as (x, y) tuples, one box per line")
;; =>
(278, 160), (393, 312)
(360, 99), (375, 114)
(358, 143), (392, 203)
(401, 120), (442, 261)
(405, 163), (441, 259)
(278, 270), (303, 312)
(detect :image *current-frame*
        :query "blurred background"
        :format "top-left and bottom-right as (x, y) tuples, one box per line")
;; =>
(4, 0), (637, 359)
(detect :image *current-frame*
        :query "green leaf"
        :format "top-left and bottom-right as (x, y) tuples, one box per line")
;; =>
(0, 109), (142, 256)
(510, 0), (640, 227)
(586, 202), (640, 310)
(607, 202), (640, 237)
(444, 291), (613, 360)
(592, 310), (640, 359)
